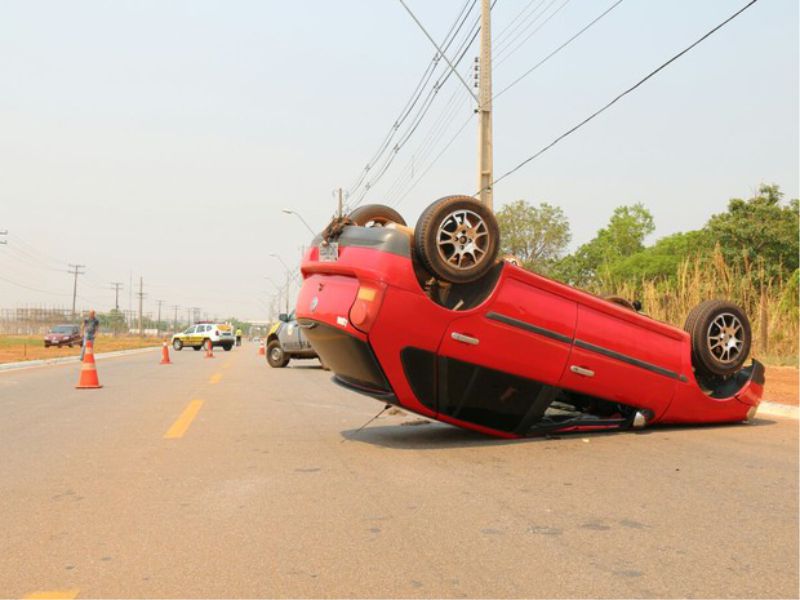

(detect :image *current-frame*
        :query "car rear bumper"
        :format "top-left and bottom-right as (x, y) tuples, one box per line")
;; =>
(298, 319), (394, 399)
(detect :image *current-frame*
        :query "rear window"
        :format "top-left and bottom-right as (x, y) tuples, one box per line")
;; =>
(52, 325), (75, 333)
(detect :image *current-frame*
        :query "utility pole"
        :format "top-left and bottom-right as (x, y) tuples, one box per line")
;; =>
(68, 264), (86, 318)
(137, 277), (145, 336)
(110, 282), (123, 310)
(155, 299), (164, 338)
(171, 304), (180, 332)
(338, 188), (343, 218)
(477, 0), (494, 210)
(0, 230), (7, 245)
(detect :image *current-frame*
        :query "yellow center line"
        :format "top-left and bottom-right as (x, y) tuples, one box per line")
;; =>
(23, 590), (79, 599)
(209, 372), (223, 384)
(164, 400), (204, 439)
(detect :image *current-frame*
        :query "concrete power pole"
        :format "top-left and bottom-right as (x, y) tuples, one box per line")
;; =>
(155, 299), (164, 338)
(137, 277), (145, 336)
(68, 264), (86, 318)
(171, 304), (180, 332)
(477, 0), (494, 209)
(110, 282), (123, 310)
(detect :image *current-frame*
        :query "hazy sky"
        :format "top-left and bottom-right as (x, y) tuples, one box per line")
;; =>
(1, 0), (797, 321)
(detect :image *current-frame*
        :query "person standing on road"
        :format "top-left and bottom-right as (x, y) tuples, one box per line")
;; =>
(235, 328), (243, 347)
(81, 309), (100, 360)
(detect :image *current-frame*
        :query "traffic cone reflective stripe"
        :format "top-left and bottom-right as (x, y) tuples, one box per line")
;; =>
(160, 341), (171, 365)
(205, 339), (214, 359)
(258, 341), (266, 356)
(76, 340), (102, 389)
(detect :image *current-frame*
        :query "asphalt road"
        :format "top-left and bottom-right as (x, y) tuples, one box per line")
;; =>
(1, 345), (797, 599)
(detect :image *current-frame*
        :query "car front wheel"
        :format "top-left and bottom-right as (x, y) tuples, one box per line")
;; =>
(267, 340), (290, 368)
(173, 339), (183, 351)
(684, 300), (751, 378)
(222, 344), (232, 351)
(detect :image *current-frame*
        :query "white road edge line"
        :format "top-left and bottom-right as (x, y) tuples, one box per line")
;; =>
(756, 401), (799, 420)
(0, 346), (161, 374)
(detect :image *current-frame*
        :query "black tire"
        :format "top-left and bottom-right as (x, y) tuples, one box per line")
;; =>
(684, 300), (751, 378)
(44, 342), (50, 348)
(267, 340), (290, 368)
(222, 344), (232, 351)
(348, 204), (407, 227)
(193, 345), (202, 351)
(173, 339), (183, 351)
(414, 195), (500, 284)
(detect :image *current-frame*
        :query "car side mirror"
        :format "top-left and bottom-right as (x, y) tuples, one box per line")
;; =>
(278, 313), (289, 322)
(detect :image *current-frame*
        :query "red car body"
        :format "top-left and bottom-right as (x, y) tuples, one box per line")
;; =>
(43, 324), (81, 348)
(296, 227), (764, 438)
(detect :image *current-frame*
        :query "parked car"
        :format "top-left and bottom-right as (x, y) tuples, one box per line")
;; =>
(44, 324), (81, 348)
(294, 197), (764, 439)
(171, 321), (235, 351)
(265, 311), (320, 368)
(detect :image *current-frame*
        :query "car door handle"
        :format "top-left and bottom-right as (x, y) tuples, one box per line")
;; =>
(451, 332), (479, 346)
(570, 365), (595, 377)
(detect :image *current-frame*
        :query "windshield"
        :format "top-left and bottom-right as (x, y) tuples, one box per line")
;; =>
(51, 325), (74, 334)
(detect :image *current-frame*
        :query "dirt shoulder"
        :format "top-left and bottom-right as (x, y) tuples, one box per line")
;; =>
(764, 365), (798, 406)
(0, 335), (162, 364)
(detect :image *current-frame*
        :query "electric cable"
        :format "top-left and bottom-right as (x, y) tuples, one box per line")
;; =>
(480, 0), (761, 195)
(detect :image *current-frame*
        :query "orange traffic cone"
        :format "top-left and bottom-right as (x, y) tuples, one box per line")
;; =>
(76, 340), (103, 389)
(258, 341), (266, 356)
(205, 339), (215, 359)
(160, 340), (172, 365)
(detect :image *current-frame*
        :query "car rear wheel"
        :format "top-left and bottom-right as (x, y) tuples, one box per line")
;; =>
(173, 339), (183, 351)
(684, 300), (751, 378)
(267, 340), (290, 368)
(222, 344), (232, 351)
(193, 345), (202, 351)
(348, 204), (407, 228)
(414, 195), (500, 284)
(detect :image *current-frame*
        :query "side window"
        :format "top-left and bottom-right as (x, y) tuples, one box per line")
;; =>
(186, 326), (196, 334)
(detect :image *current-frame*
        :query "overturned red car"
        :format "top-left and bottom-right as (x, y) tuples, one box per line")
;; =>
(296, 196), (764, 438)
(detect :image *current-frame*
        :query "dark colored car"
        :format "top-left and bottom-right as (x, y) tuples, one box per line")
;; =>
(294, 197), (764, 439)
(44, 324), (81, 348)
(265, 311), (319, 368)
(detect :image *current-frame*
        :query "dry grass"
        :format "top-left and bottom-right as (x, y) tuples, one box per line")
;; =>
(0, 334), (162, 364)
(599, 251), (798, 364)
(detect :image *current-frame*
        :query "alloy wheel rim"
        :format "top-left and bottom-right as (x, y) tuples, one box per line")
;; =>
(435, 209), (490, 270)
(271, 348), (282, 362)
(706, 312), (744, 363)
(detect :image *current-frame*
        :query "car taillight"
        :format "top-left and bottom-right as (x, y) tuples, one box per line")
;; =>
(349, 281), (386, 334)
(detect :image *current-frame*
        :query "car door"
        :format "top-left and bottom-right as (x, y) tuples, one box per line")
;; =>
(559, 303), (682, 419)
(435, 273), (578, 433)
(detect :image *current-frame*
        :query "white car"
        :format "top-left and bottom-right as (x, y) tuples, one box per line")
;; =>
(172, 322), (235, 351)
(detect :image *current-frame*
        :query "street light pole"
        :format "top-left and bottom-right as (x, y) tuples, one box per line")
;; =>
(281, 209), (317, 237)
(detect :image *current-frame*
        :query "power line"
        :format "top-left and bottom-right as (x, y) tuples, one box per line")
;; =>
(481, 0), (761, 195)
(493, 0), (573, 68)
(346, 0), (477, 198)
(397, 0), (479, 103)
(494, 0), (625, 100)
(351, 2), (494, 208)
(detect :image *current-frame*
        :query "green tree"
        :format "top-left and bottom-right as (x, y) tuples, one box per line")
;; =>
(704, 184), (799, 279)
(552, 203), (655, 287)
(608, 230), (712, 283)
(496, 200), (571, 273)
